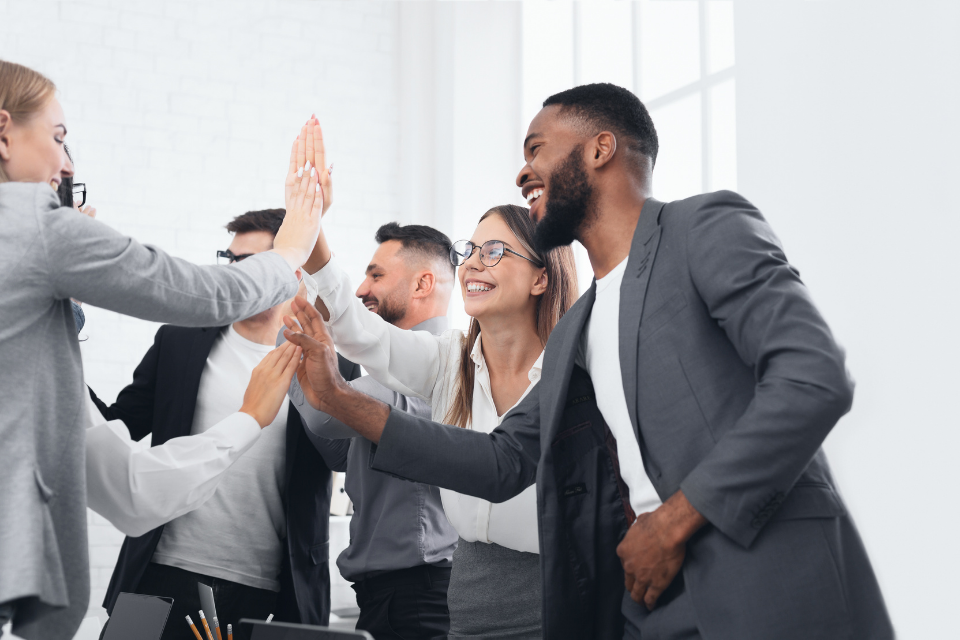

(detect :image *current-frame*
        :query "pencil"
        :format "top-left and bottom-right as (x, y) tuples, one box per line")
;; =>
(199, 610), (215, 640)
(227, 623), (233, 640)
(185, 615), (204, 640)
(212, 616), (223, 640)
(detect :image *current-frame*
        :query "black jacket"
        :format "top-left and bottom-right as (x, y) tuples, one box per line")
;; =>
(92, 324), (360, 624)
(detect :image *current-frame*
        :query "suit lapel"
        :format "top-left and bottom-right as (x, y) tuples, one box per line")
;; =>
(619, 199), (665, 436)
(178, 327), (224, 436)
(541, 282), (596, 443)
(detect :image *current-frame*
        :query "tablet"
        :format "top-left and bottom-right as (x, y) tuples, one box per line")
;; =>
(239, 618), (374, 640)
(102, 592), (173, 640)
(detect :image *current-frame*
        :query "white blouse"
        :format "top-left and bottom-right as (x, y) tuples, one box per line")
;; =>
(310, 258), (542, 554)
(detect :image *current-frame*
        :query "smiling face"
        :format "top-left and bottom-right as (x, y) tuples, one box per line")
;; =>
(0, 97), (73, 190)
(355, 240), (413, 325)
(517, 105), (598, 252)
(459, 213), (547, 324)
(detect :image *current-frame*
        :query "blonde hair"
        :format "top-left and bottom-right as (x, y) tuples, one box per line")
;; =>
(0, 60), (57, 182)
(444, 205), (578, 429)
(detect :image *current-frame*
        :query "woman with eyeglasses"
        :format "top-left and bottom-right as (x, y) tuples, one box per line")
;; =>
(301, 198), (577, 638)
(0, 59), (325, 640)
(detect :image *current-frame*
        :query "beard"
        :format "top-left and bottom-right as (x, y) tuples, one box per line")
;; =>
(366, 291), (408, 326)
(532, 144), (596, 253)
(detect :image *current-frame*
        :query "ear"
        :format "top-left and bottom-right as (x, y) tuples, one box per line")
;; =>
(531, 268), (548, 297)
(0, 110), (12, 162)
(413, 270), (436, 299)
(588, 131), (617, 170)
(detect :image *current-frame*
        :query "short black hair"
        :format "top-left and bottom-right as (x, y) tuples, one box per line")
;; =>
(225, 208), (286, 238)
(543, 83), (659, 167)
(375, 222), (454, 272)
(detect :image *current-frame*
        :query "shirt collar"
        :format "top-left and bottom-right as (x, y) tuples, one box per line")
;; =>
(412, 315), (449, 336)
(470, 331), (544, 382)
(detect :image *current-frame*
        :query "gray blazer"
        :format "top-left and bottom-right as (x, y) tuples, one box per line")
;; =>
(369, 191), (894, 639)
(0, 182), (298, 640)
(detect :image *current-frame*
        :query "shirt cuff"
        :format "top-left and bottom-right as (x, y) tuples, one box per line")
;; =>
(205, 411), (262, 451)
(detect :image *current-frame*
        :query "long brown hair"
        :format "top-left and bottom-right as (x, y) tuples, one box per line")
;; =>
(445, 204), (578, 428)
(0, 60), (56, 183)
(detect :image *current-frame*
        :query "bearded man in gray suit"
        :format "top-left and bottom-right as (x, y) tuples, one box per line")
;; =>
(284, 84), (894, 639)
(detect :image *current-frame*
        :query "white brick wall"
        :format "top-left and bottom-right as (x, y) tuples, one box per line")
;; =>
(1, 0), (401, 625)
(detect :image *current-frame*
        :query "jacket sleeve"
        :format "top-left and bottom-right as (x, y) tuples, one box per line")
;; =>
(35, 188), (297, 327)
(677, 191), (854, 549)
(370, 383), (542, 503)
(93, 326), (166, 441)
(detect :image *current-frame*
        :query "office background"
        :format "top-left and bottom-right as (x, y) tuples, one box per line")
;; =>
(1, 1), (956, 637)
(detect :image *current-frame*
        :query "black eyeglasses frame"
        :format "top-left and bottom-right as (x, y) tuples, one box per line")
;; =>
(217, 249), (256, 264)
(449, 239), (544, 269)
(72, 182), (86, 208)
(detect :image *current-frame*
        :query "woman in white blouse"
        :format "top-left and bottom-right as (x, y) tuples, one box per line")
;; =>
(306, 204), (577, 638)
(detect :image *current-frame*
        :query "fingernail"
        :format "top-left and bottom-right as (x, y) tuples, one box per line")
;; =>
(310, 166), (315, 177)
(316, 184), (320, 193)
(297, 167), (303, 177)
(305, 160), (312, 171)
(328, 163), (334, 176)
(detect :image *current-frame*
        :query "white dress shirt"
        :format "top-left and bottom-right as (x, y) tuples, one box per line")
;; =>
(579, 258), (662, 516)
(310, 258), (542, 554)
(84, 395), (261, 538)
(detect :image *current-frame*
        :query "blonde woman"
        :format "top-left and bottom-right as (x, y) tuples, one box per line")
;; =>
(293, 202), (577, 638)
(0, 60), (323, 640)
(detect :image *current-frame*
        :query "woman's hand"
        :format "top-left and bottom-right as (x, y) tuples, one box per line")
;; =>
(77, 204), (96, 218)
(239, 341), (303, 427)
(284, 116), (332, 216)
(272, 124), (325, 271)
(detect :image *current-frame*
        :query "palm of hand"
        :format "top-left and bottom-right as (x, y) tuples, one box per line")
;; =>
(285, 116), (333, 216)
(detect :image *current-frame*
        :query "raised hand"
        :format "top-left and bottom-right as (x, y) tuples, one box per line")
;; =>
(239, 341), (303, 427)
(282, 296), (344, 410)
(272, 125), (324, 271)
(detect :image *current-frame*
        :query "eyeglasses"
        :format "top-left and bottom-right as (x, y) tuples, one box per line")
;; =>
(449, 239), (543, 268)
(72, 183), (86, 208)
(217, 249), (255, 265)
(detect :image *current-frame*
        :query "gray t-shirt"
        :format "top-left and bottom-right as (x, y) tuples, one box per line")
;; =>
(153, 326), (288, 591)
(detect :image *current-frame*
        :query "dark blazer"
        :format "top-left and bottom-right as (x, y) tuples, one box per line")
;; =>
(369, 192), (893, 639)
(92, 324), (360, 625)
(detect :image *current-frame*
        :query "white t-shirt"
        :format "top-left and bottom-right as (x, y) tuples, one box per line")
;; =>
(153, 325), (289, 591)
(580, 258), (662, 517)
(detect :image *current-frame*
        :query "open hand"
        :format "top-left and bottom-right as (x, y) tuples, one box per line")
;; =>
(272, 123), (325, 271)
(239, 341), (302, 427)
(283, 296), (345, 411)
(284, 116), (332, 217)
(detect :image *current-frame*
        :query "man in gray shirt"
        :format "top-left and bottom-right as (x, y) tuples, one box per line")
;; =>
(286, 223), (458, 640)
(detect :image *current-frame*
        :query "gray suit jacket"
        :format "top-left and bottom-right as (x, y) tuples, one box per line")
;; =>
(0, 182), (298, 640)
(370, 191), (893, 639)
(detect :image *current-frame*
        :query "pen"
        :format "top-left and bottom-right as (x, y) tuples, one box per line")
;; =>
(185, 615), (204, 640)
(212, 616), (223, 640)
(199, 610), (215, 640)
(227, 623), (233, 640)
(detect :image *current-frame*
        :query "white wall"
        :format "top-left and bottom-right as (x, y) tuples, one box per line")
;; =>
(735, 2), (960, 637)
(1, 0), (402, 623)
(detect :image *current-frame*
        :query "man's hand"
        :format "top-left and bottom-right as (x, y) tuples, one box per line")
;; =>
(616, 490), (707, 610)
(283, 297), (391, 441)
(283, 297), (347, 411)
(239, 341), (302, 427)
